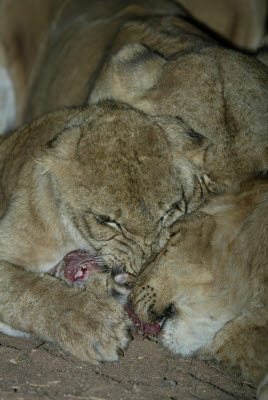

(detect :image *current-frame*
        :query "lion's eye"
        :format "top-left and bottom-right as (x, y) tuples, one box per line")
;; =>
(96, 215), (121, 229)
(96, 215), (113, 224)
(171, 202), (183, 212)
(167, 201), (185, 214)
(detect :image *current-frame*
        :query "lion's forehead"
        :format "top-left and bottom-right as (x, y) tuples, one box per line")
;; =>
(75, 104), (171, 154)
(90, 189), (177, 220)
(84, 167), (179, 207)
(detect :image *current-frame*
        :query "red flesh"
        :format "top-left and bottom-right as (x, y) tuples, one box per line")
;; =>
(49, 249), (103, 286)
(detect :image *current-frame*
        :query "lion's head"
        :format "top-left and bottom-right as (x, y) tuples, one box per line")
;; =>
(39, 100), (211, 274)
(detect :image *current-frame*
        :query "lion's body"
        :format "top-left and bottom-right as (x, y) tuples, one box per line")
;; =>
(0, 0), (267, 395)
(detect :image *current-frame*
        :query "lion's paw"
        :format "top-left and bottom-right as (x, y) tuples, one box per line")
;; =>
(51, 273), (132, 363)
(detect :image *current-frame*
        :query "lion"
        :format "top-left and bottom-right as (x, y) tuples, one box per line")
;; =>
(132, 180), (268, 397)
(0, 0), (267, 375)
(0, 100), (202, 359)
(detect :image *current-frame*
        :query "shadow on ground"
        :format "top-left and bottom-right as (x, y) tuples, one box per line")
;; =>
(0, 332), (256, 400)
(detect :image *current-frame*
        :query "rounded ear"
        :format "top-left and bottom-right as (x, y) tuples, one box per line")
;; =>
(89, 43), (166, 107)
(44, 126), (80, 155)
(152, 115), (211, 168)
(151, 115), (218, 192)
(36, 126), (82, 175)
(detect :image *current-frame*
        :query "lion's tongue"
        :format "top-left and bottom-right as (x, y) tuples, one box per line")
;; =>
(50, 249), (105, 286)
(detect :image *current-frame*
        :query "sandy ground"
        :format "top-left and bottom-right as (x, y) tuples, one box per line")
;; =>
(0, 330), (256, 400)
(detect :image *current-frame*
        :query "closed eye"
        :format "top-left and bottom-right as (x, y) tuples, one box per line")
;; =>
(161, 200), (187, 228)
(96, 215), (113, 224)
(96, 215), (121, 229)
(167, 201), (186, 214)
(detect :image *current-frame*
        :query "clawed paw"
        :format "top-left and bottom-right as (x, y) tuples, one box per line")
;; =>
(48, 268), (132, 363)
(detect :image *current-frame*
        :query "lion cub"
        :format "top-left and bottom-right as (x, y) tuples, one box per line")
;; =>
(133, 180), (268, 394)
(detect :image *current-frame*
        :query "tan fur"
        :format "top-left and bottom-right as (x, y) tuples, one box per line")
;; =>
(133, 181), (268, 393)
(178, 0), (267, 51)
(0, 0), (267, 373)
(0, 0), (267, 189)
(0, 261), (131, 363)
(0, 100), (215, 361)
(0, 102), (215, 274)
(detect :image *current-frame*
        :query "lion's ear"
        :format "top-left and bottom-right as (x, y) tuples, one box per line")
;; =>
(153, 115), (218, 192)
(89, 43), (166, 108)
(36, 126), (81, 176)
(152, 115), (211, 168)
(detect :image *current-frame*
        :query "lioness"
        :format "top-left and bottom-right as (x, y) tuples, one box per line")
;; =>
(133, 180), (268, 396)
(0, 0), (267, 371)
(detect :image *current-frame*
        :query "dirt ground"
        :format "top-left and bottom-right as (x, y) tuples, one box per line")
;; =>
(0, 330), (256, 400)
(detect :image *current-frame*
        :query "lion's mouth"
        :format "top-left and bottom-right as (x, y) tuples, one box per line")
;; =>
(49, 249), (164, 338)
(125, 302), (165, 338)
(49, 249), (106, 286)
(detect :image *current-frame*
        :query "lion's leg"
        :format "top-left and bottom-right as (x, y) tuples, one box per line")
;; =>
(0, 260), (131, 362)
(201, 315), (268, 385)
